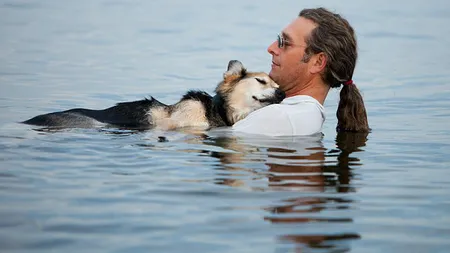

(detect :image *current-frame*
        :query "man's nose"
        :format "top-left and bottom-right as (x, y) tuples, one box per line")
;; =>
(267, 41), (280, 56)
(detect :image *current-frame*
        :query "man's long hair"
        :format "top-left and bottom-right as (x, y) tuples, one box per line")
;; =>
(300, 8), (370, 132)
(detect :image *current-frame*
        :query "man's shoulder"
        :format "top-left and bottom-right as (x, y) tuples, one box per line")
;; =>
(281, 95), (323, 106)
(279, 95), (324, 115)
(243, 95), (324, 118)
(232, 96), (325, 136)
(233, 103), (288, 127)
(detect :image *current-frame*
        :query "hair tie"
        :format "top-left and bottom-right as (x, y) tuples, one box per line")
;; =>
(344, 80), (353, 85)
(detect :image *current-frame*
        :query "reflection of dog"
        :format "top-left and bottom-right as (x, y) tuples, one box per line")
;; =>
(22, 60), (285, 130)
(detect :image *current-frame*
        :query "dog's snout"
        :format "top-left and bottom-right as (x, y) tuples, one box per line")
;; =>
(275, 89), (286, 100)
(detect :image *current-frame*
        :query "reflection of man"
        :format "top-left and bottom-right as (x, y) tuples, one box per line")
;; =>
(263, 132), (367, 252)
(233, 7), (370, 136)
(265, 146), (327, 192)
(204, 131), (368, 252)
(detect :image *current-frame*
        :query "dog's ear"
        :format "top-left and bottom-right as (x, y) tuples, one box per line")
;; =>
(223, 60), (247, 82)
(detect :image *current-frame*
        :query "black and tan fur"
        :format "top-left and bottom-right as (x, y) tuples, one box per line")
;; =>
(22, 60), (285, 130)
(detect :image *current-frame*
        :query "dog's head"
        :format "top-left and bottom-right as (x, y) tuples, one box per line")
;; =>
(215, 60), (285, 124)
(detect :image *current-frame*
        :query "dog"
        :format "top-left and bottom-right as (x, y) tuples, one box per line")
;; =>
(22, 60), (285, 130)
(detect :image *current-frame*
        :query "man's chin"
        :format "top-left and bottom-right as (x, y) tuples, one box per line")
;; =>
(269, 71), (279, 83)
(269, 70), (275, 79)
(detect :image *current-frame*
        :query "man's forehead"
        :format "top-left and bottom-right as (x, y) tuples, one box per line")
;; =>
(283, 17), (317, 42)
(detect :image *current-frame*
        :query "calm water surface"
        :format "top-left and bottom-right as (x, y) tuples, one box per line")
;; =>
(1, 0), (450, 252)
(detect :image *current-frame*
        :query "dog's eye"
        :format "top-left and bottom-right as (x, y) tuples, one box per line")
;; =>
(255, 78), (267, 84)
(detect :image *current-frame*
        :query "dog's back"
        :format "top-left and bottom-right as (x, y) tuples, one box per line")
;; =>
(22, 97), (167, 129)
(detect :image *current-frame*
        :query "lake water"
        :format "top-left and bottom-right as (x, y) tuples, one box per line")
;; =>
(1, 0), (450, 252)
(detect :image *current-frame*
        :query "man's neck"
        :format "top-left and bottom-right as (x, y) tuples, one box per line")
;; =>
(285, 78), (329, 105)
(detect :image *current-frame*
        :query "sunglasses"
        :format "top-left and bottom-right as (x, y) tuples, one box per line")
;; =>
(277, 33), (306, 49)
(277, 34), (288, 48)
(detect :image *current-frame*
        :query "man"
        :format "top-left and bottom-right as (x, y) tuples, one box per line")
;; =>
(233, 7), (369, 136)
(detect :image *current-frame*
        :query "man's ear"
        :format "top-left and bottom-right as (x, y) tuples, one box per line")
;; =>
(309, 52), (327, 74)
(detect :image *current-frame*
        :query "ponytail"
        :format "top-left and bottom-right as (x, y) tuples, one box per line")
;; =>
(298, 8), (369, 132)
(336, 83), (370, 132)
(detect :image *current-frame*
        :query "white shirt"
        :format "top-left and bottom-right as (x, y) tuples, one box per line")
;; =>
(232, 95), (325, 136)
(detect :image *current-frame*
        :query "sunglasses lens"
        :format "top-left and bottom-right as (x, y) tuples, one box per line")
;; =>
(277, 34), (284, 48)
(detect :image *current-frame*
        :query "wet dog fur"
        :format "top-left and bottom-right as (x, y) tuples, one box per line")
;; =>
(22, 60), (285, 130)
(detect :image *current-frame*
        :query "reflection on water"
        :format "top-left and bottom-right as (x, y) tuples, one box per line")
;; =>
(266, 132), (367, 252)
(183, 131), (369, 252)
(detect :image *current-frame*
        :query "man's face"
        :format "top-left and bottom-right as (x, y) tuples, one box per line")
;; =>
(267, 17), (317, 96)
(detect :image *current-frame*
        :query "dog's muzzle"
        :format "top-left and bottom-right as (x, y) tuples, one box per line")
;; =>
(253, 89), (286, 104)
(275, 89), (286, 102)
